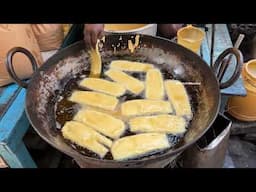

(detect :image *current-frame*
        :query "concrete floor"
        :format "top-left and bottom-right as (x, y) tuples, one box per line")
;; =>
(226, 136), (256, 168)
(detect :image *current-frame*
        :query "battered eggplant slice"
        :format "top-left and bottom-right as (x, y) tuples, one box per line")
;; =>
(121, 99), (172, 117)
(145, 69), (165, 100)
(74, 109), (126, 139)
(129, 114), (186, 134)
(105, 69), (144, 94)
(62, 121), (112, 158)
(69, 91), (119, 111)
(88, 41), (102, 78)
(164, 80), (192, 119)
(110, 60), (154, 72)
(79, 78), (126, 97)
(111, 133), (170, 161)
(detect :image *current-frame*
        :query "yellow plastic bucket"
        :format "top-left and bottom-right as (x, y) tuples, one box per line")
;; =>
(227, 59), (256, 121)
(177, 25), (205, 53)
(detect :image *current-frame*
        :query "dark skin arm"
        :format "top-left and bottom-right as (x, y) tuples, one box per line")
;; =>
(84, 24), (104, 49)
(157, 24), (184, 39)
(83, 24), (183, 48)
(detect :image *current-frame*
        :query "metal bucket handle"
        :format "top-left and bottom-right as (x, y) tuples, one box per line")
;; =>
(212, 47), (243, 89)
(5, 47), (38, 88)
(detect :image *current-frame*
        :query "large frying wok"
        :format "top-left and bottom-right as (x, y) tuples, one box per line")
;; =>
(6, 34), (242, 168)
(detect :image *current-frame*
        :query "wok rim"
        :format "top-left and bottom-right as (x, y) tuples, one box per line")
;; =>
(24, 35), (221, 164)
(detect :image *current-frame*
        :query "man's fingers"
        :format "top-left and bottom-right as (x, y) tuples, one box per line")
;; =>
(84, 28), (105, 49)
(98, 31), (105, 40)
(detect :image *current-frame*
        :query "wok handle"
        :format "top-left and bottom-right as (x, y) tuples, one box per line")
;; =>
(211, 47), (243, 89)
(5, 47), (38, 89)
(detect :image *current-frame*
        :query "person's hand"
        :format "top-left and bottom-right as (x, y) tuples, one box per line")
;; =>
(84, 24), (104, 49)
(157, 24), (184, 39)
